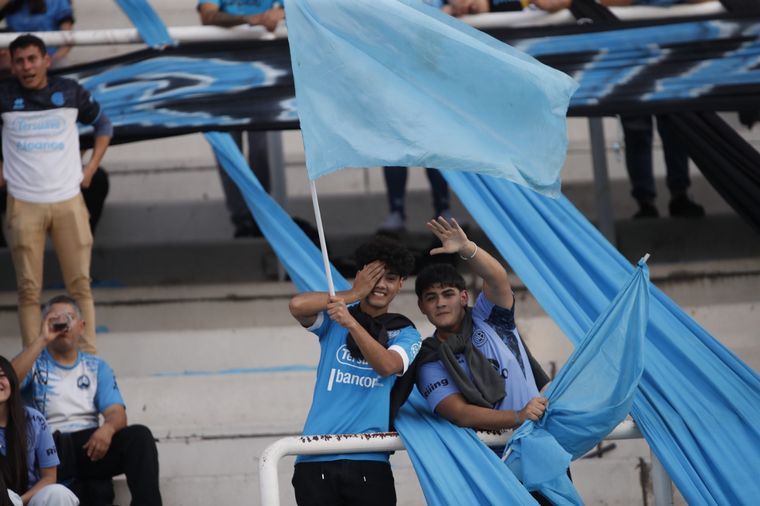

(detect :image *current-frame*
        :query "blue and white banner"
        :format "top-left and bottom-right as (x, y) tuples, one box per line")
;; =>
(60, 17), (760, 146)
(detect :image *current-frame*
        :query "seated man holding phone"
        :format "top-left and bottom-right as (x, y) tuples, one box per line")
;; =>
(12, 294), (162, 506)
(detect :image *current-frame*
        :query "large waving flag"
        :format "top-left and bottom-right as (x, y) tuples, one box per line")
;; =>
(396, 390), (538, 506)
(284, 0), (578, 197)
(505, 259), (649, 505)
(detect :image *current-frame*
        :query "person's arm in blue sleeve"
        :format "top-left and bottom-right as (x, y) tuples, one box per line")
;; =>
(75, 83), (112, 189)
(82, 113), (111, 189)
(21, 409), (60, 504)
(51, 1), (76, 65)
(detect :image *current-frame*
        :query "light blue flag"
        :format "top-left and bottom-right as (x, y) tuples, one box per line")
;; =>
(284, 0), (578, 197)
(113, 0), (175, 48)
(443, 170), (760, 505)
(396, 390), (538, 506)
(505, 259), (649, 505)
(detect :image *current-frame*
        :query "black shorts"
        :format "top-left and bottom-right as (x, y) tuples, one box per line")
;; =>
(292, 459), (396, 506)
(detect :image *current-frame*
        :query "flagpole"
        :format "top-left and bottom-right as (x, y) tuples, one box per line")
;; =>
(309, 180), (336, 296)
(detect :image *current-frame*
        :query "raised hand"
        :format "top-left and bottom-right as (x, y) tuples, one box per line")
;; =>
(428, 217), (472, 256)
(352, 260), (385, 300)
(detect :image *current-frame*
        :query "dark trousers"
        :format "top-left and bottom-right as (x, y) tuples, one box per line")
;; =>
(82, 167), (110, 233)
(57, 425), (162, 506)
(621, 115), (691, 203)
(383, 166), (450, 218)
(292, 460), (396, 506)
(216, 130), (271, 228)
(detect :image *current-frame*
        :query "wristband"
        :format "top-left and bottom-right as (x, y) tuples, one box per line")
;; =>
(459, 242), (478, 261)
(515, 412), (522, 425)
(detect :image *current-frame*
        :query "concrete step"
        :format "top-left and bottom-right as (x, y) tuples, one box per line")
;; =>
(1, 201), (758, 291)
(110, 437), (673, 506)
(110, 436), (426, 506)
(0, 260), (757, 372)
(122, 372), (314, 437)
(110, 373), (669, 506)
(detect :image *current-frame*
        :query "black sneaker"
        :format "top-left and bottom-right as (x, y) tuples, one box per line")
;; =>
(669, 195), (705, 218)
(633, 202), (659, 219)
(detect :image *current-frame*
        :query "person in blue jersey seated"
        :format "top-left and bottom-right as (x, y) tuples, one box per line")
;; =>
(288, 236), (421, 506)
(0, 356), (78, 506)
(413, 218), (554, 501)
(11, 295), (162, 506)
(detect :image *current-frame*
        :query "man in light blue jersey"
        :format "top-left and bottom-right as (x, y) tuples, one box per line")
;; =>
(413, 218), (555, 503)
(289, 236), (421, 506)
(414, 217), (548, 431)
(12, 294), (161, 506)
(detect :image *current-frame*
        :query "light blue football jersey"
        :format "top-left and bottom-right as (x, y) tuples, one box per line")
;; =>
(417, 293), (538, 413)
(298, 311), (421, 463)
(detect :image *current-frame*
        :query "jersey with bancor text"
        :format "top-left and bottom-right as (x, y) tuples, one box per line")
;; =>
(197, 0), (275, 15)
(20, 349), (125, 434)
(0, 406), (59, 488)
(417, 292), (539, 413)
(0, 76), (102, 203)
(298, 310), (421, 463)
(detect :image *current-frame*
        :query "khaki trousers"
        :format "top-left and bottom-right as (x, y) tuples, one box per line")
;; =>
(6, 193), (96, 353)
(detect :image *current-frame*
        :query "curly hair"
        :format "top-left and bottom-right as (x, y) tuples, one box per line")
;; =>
(354, 235), (415, 277)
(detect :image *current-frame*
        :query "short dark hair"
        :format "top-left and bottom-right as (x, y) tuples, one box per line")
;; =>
(354, 235), (415, 277)
(41, 294), (82, 320)
(415, 263), (465, 298)
(9, 34), (47, 57)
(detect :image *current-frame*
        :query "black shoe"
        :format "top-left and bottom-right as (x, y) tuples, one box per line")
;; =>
(633, 202), (659, 219)
(669, 195), (705, 218)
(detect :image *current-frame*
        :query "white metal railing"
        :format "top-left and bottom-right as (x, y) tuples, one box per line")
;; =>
(0, 3), (726, 48)
(259, 419), (674, 506)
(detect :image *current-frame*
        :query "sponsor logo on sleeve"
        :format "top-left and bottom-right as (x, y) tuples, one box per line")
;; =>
(421, 378), (449, 398)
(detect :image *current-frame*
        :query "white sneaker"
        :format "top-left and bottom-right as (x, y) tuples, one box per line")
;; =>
(378, 211), (406, 232)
